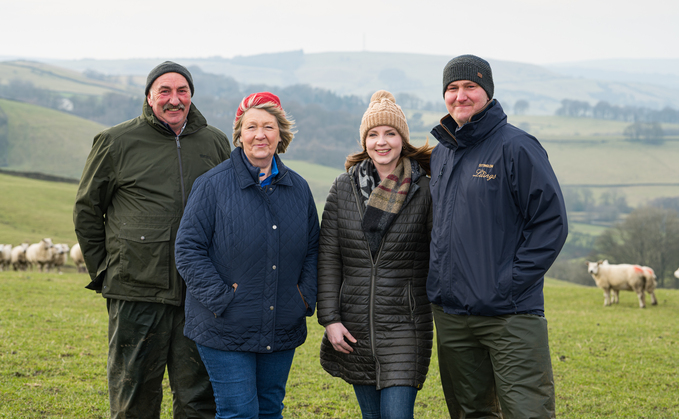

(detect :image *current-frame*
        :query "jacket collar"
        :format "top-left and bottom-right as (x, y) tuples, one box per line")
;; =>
(231, 147), (292, 189)
(431, 99), (505, 150)
(142, 99), (208, 137)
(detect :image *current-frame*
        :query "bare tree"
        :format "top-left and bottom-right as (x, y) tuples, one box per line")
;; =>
(623, 122), (664, 144)
(595, 207), (679, 288)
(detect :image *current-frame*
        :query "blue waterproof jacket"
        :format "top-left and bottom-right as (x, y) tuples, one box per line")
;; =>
(427, 101), (568, 316)
(175, 147), (319, 352)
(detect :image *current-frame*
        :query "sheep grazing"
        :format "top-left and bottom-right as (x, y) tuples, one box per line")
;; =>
(10, 243), (30, 271)
(70, 243), (86, 273)
(0, 244), (12, 271)
(26, 238), (54, 272)
(586, 260), (649, 308)
(50, 243), (70, 274)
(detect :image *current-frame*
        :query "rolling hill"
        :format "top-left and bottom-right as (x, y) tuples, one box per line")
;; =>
(2, 59), (679, 209)
(42, 51), (679, 115)
(0, 98), (104, 179)
(3, 98), (679, 208)
(0, 60), (138, 96)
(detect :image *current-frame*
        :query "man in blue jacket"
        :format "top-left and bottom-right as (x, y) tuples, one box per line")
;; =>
(427, 55), (568, 418)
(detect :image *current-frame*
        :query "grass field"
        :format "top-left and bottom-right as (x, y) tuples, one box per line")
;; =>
(0, 174), (79, 245)
(2, 171), (678, 418)
(1, 272), (677, 418)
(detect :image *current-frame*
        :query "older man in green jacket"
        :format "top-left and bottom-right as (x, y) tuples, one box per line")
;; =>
(74, 61), (231, 419)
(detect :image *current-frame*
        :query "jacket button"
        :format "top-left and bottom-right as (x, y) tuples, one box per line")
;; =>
(140, 236), (145, 241)
(272, 265), (276, 270)
(266, 346), (271, 350)
(272, 225), (277, 230)
(270, 306), (274, 310)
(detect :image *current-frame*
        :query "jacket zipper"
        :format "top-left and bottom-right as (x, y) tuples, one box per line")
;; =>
(408, 282), (415, 321)
(175, 136), (186, 209)
(350, 176), (384, 385)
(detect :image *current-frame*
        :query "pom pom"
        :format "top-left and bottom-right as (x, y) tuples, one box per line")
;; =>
(370, 90), (395, 103)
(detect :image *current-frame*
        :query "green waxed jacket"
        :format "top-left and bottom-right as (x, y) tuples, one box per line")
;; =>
(73, 100), (231, 305)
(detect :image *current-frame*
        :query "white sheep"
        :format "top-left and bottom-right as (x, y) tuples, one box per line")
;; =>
(675, 268), (679, 279)
(610, 264), (659, 306)
(586, 260), (648, 308)
(0, 244), (12, 271)
(26, 238), (54, 272)
(50, 243), (70, 274)
(70, 243), (86, 273)
(10, 243), (29, 271)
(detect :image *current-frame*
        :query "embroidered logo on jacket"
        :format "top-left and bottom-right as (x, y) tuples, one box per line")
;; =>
(473, 163), (497, 181)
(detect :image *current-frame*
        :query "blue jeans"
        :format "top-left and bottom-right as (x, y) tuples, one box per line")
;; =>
(196, 344), (295, 419)
(353, 385), (419, 419)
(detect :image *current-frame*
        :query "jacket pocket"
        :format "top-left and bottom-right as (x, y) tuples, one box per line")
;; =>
(118, 225), (171, 289)
(430, 161), (447, 188)
(297, 284), (309, 310)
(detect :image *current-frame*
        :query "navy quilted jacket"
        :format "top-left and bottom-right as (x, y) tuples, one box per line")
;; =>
(175, 147), (319, 353)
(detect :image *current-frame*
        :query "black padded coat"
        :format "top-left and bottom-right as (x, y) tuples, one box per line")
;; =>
(317, 164), (433, 390)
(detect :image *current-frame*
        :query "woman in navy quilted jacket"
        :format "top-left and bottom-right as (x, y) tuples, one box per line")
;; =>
(175, 92), (319, 419)
(317, 90), (434, 419)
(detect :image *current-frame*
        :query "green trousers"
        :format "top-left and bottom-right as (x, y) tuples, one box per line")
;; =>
(107, 299), (216, 419)
(432, 304), (555, 419)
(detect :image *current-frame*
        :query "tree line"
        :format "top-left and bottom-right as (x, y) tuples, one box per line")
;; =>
(555, 99), (679, 123)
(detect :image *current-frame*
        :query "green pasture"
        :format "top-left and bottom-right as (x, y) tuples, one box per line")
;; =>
(0, 99), (104, 180)
(0, 174), (78, 245)
(408, 113), (679, 208)
(1, 169), (678, 418)
(282, 159), (344, 215)
(567, 222), (609, 236)
(1, 272), (677, 418)
(409, 110), (679, 142)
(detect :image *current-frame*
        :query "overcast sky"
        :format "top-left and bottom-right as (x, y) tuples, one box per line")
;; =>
(2, 0), (677, 65)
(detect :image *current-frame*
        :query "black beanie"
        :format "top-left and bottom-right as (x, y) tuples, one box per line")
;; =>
(442, 54), (494, 99)
(145, 61), (194, 97)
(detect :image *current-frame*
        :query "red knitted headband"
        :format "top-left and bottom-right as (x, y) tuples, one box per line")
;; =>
(235, 92), (282, 123)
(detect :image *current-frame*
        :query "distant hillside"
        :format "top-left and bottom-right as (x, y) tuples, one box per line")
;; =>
(546, 58), (679, 91)
(43, 51), (679, 115)
(3, 58), (679, 209)
(0, 60), (138, 96)
(0, 98), (104, 179)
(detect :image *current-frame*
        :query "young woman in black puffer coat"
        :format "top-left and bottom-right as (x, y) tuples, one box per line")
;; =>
(317, 90), (434, 419)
